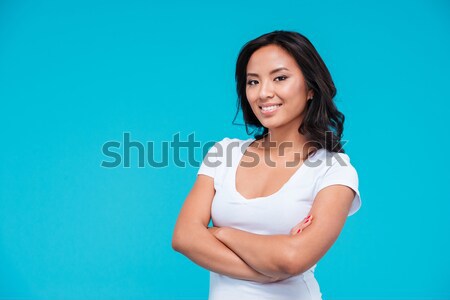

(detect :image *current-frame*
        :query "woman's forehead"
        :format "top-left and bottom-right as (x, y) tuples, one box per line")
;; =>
(247, 45), (298, 74)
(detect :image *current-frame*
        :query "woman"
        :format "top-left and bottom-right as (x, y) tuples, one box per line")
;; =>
(172, 30), (361, 300)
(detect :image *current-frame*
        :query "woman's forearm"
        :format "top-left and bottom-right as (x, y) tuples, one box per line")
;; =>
(172, 223), (282, 283)
(213, 227), (296, 278)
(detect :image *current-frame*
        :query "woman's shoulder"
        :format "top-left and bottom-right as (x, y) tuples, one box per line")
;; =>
(311, 148), (353, 162)
(199, 137), (253, 175)
(202, 137), (253, 163)
(307, 148), (357, 174)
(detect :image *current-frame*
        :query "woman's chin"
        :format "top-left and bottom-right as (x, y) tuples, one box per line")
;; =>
(259, 122), (281, 131)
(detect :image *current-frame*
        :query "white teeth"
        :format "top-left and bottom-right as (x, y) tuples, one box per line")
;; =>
(261, 104), (281, 112)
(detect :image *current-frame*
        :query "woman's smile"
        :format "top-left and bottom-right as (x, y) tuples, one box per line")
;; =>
(259, 103), (283, 115)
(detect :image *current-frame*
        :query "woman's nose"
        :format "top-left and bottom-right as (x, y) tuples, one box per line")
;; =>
(259, 80), (275, 99)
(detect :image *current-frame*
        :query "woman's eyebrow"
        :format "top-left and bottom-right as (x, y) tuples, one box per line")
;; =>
(247, 67), (290, 77)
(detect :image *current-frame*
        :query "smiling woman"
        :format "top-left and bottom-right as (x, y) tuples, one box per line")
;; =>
(245, 44), (314, 142)
(172, 30), (361, 300)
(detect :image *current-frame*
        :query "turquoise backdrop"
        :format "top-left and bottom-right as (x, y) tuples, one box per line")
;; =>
(1, 0), (449, 299)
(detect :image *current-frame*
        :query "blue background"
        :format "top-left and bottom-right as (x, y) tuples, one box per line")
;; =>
(1, 0), (449, 299)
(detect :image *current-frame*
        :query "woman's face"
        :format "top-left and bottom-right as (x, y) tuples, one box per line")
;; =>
(246, 44), (313, 131)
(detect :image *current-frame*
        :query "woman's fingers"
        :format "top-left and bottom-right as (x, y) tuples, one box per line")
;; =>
(290, 215), (313, 235)
(297, 216), (313, 233)
(293, 217), (312, 234)
(290, 216), (310, 235)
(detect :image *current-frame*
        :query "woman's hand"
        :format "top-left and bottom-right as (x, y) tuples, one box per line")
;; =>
(207, 226), (289, 283)
(206, 220), (312, 283)
(289, 215), (313, 235)
(209, 215), (313, 239)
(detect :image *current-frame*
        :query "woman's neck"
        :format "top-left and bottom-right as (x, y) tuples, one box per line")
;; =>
(257, 129), (309, 156)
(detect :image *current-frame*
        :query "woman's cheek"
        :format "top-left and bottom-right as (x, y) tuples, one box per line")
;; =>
(246, 95), (259, 110)
(278, 85), (294, 98)
(246, 88), (257, 102)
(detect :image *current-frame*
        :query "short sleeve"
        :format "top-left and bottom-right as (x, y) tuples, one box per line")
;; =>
(197, 138), (228, 179)
(315, 152), (361, 216)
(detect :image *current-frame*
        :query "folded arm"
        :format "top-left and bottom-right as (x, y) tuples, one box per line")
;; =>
(172, 175), (281, 283)
(212, 184), (356, 277)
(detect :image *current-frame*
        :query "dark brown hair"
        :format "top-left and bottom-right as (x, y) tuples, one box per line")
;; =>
(232, 30), (345, 155)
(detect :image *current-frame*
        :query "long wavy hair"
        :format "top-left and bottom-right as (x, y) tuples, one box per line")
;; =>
(232, 30), (346, 155)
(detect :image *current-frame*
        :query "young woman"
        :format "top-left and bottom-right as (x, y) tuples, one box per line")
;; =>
(172, 30), (361, 300)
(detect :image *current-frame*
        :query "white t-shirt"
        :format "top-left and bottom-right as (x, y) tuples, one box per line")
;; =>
(197, 137), (361, 300)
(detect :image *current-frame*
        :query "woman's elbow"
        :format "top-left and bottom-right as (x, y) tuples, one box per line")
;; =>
(281, 242), (309, 276)
(172, 228), (190, 253)
(282, 258), (309, 276)
(171, 234), (183, 252)
(172, 224), (200, 253)
(281, 256), (305, 276)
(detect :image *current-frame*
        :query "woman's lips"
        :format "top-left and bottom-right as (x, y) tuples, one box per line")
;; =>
(259, 104), (282, 115)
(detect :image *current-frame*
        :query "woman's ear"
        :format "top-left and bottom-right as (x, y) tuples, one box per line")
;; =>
(307, 90), (314, 100)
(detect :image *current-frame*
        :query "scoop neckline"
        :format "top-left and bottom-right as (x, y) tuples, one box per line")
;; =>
(233, 138), (312, 201)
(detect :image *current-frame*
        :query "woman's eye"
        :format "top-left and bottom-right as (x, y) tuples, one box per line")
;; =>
(247, 76), (286, 86)
(275, 76), (287, 81)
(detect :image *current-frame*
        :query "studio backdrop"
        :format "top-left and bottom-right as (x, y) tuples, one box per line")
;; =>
(1, 0), (449, 299)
